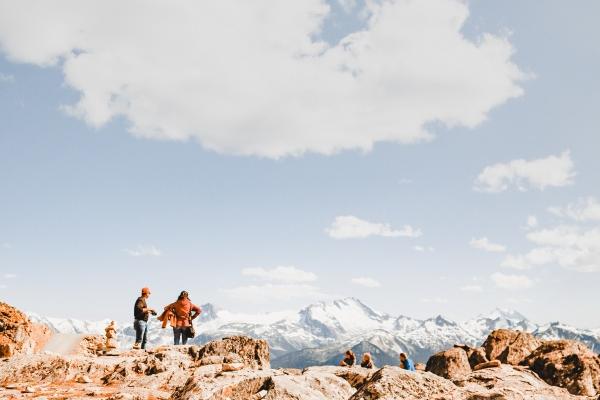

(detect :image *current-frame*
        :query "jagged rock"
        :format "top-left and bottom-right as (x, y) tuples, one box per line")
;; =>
(473, 359), (501, 371)
(76, 373), (92, 383)
(194, 336), (270, 370)
(414, 363), (426, 371)
(0, 302), (52, 358)
(456, 364), (583, 399)
(303, 365), (375, 389)
(350, 366), (460, 399)
(200, 355), (224, 365)
(482, 329), (541, 365)
(77, 335), (104, 356)
(426, 347), (471, 379)
(522, 339), (600, 396)
(222, 362), (245, 372)
(466, 347), (488, 369)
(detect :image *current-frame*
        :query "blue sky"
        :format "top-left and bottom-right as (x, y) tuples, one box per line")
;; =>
(0, 0), (599, 327)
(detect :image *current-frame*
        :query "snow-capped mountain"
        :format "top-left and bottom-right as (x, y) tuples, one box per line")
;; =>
(28, 298), (600, 368)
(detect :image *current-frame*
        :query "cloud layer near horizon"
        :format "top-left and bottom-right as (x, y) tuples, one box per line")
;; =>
(0, 0), (524, 158)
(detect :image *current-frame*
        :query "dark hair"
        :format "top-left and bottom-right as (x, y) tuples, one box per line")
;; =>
(399, 353), (407, 359)
(178, 290), (189, 300)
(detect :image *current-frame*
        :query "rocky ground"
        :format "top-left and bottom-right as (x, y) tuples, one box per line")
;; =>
(1, 302), (600, 399)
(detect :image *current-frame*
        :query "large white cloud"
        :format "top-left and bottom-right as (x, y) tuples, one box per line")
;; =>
(326, 215), (421, 239)
(548, 197), (600, 222)
(474, 151), (575, 192)
(0, 0), (524, 157)
(501, 225), (600, 272)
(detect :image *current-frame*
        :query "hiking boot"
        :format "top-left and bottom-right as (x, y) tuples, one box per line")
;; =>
(132, 342), (141, 350)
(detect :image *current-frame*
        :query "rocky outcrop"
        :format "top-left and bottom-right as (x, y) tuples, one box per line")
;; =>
(0, 302), (51, 358)
(456, 364), (583, 399)
(190, 335), (270, 370)
(522, 339), (600, 396)
(482, 329), (541, 365)
(425, 347), (471, 379)
(349, 366), (459, 399)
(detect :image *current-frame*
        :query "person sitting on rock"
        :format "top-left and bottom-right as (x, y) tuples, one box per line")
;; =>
(361, 352), (375, 369)
(399, 352), (416, 371)
(163, 290), (202, 345)
(339, 350), (356, 367)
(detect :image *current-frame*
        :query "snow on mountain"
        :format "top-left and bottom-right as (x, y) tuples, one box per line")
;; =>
(27, 298), (600, 367)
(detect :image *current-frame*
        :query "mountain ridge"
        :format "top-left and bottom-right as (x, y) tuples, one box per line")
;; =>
(27, 297), (600, 367)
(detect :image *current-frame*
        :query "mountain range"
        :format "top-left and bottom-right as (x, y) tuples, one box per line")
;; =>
(28, 297), (600, 368)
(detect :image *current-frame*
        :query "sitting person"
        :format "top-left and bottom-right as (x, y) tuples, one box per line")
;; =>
(399, 352), (416, 371)
(360, 352), (375, 369)
(339, 350), (356, 367)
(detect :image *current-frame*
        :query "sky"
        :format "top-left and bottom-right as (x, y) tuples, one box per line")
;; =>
(0, 0), (599, 328)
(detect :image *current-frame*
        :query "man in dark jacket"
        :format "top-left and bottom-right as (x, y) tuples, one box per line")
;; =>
(133, 287), (156, 350)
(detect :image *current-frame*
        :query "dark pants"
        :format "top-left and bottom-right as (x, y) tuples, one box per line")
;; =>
(173, 327), (188, 345)
(134, 319), (148, 349)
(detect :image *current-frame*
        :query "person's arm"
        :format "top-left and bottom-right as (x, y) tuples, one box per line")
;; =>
(190, 304), (202, 320)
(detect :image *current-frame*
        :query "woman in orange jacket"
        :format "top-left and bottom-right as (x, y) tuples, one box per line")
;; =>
(162, 290), (202, 345)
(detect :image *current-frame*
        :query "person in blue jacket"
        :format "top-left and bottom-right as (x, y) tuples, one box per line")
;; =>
(399, 352), (416, 371)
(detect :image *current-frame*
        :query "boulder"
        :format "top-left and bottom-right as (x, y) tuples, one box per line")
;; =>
(522, 339), (600, 396)
(0, 302), (52, 358)
(482, 329), (541, 365)
(302, 365), (375, 389)
(473, 360), (501, 371)
(426, 347), (471, 379)
(349, 366), (460, 400)
(194, 336), (270, 370)
(466, 347), (488, 369)
(456, 364), (583, 399)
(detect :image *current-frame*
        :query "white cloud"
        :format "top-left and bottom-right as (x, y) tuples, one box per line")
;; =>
(470, 237), (506, 253)
(491, 272), (533, 290)
(502, 225), (600, 272)
(242, 266), (317, 283)
(526, 215), (538, 229)
(326, 215), (422, 239)
(1, 242), (11, 249)
(351, 277), (382, 288)
(0, 72), (14, 83)
(413, 245), (434, 252)
(0, 0), (524, 158)
(125, 245), (161, 257)
(548, 197), (600, 222)
(3, 273), (17, 279)
(474, 151), (575, 192)
(223, 283), (326, 304)
(460, 285), (483, 293)
(421, 297), (448, 304)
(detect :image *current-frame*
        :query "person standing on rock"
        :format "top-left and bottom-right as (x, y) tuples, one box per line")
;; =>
(399, 353), (416, 371)
(163, 290), (202, 345)
(133, 287), (156, 350)
(360, 353), (375, 369)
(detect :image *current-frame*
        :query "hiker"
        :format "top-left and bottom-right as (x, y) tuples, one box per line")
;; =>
(133, 287), (156, 350)
(399, 352), (416, 371)
(339, 350), (356, 367)
(360, 352), (375, 369)
(163, 290), (202, 345)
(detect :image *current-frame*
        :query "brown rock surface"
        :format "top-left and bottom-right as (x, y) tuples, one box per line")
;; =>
(456, 364), (584, 399)
(192, 336), (270, 370)
(482, 329), (541, 365)
(522, 339), (600, 396)
(349, 366), (461, 400)
(426, 347), (472, 379)
(466, 347), (488, 369)
(0, 302), (52, 358)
